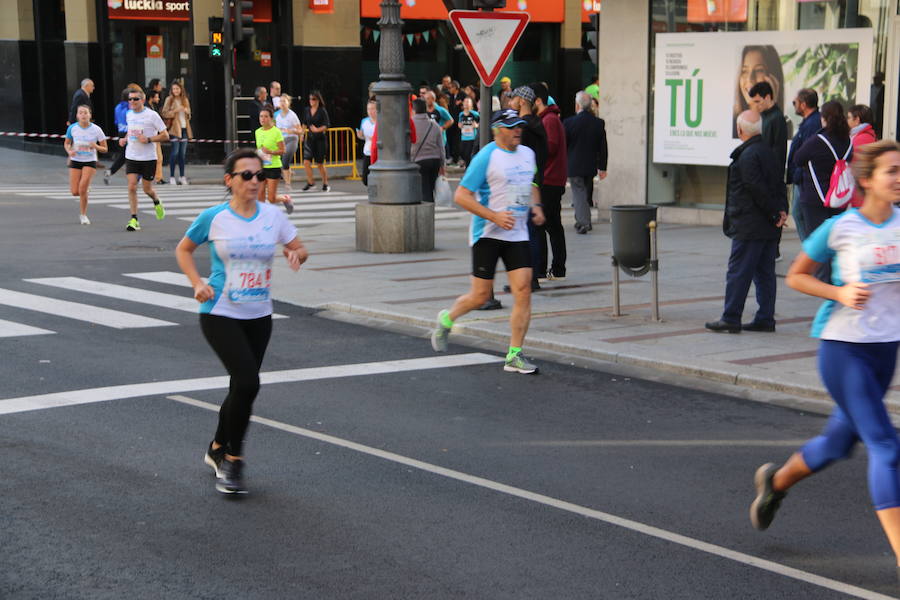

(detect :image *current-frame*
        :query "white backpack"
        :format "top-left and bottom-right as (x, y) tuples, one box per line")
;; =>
(808, 133), (854, 209)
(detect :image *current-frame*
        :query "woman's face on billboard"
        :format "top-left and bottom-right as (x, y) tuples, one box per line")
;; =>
(740, 50), (779, 106)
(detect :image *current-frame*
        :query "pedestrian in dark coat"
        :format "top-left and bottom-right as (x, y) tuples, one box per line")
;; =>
(68, 78), (94, 126)
(706, 110), (787, 334)
(564, 91), (608, 234)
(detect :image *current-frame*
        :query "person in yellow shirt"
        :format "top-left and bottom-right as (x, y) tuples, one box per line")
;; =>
(255, 108), (294, 213)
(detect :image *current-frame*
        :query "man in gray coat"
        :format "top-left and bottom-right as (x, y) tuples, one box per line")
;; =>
(563, 91), (608, 234)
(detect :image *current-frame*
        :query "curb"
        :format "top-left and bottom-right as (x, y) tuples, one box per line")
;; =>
(314, 301), (835, 402)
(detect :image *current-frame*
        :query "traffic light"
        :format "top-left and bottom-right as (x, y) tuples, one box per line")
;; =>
(585, 13), (599, 65)
(208, 17), (224, 60)
(232, 0), (254, 45)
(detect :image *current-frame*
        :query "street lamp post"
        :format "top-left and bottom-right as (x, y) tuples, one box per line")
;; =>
(356, 0), (435, 253)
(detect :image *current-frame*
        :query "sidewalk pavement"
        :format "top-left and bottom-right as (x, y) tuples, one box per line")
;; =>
(4, 145), (893, 411)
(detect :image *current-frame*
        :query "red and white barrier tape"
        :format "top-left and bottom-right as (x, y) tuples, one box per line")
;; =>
(0, 131), (248, 144)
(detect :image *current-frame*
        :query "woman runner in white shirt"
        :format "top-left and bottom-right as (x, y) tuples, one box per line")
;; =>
(64, 105), (108, 225)
(749, 140), (900, 569)
(175, 148), (308, 495)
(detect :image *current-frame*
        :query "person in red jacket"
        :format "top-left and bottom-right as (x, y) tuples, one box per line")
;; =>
(530, 82), (569, 280)
(848, 104), (878, 207)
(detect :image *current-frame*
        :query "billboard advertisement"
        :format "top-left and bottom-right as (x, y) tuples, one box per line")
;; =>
(653, 29), (873, 166)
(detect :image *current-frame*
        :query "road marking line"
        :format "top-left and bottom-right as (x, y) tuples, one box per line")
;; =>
(170, 393), (898, 600)
(124, 271), (193, 287)
(0, 353), (502, 416)
(25, 277), (288, 319)
(0, 318), (55, 338)
(493, 439), (811, 447)
(0, 288), (176, 329)
(119, 201), (364, 211)
(157, 207), (363, 217)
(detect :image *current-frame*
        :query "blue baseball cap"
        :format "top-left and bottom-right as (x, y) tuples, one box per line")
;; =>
(491, 109), (525, 128)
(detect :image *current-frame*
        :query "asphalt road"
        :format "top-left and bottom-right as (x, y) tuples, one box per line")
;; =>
(2, 184), (899, 599)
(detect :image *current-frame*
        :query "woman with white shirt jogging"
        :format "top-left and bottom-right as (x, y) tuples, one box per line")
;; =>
(749, 140), (900, 569)
(175, 148), (308, 495)
(64, 104), (108, 225)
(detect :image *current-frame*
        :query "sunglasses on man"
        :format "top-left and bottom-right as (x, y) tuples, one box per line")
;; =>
(128, 97), (142, 101)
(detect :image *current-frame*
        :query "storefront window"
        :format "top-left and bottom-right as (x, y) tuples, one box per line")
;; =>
(648, 0), (898, 209)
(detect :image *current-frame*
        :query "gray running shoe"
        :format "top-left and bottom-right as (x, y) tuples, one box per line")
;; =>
(204, 441), (226, 478)
(750, 462), (785, 530)
(430, 311), (451, 352)
(216, 459), (247, 495)
(504, 353), (539, 374)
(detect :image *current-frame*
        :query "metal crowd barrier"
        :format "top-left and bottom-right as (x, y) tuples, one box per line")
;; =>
(291, 126), (360, 181)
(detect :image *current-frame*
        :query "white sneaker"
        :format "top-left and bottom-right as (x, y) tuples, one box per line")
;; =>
(170, 177), (177, 186)
(179, 176), (188, 185)
(79, 214), (90, 225)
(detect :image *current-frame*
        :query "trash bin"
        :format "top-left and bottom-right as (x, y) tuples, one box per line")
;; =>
(610, 204), (658, 276)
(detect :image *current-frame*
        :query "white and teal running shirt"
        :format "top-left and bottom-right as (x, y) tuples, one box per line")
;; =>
(65, 122), (106, 162)
(804, 207), (900, 342)
(185, 202), (298, 319)
(459, 141), (536, 246)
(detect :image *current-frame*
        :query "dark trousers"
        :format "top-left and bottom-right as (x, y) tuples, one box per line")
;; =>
(536, 184), (567, 276)
(722, 238), (778, 326)
(798, 200), (844, 282)
(200, 314), (272, 456)
(416, 158), (442, 203)
(447, 125), (461, 162)
(362, 155), (371, 186)
(460, 140), (476, 166)
(109, 147), (127, 175)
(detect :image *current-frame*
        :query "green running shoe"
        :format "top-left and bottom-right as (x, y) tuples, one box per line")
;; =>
(504, 352), (538, 374)
(750, 463), (786, 530)
(154, 201), (166, 220)
(126, 217), (141, 231)
(430, 310), (451, 352)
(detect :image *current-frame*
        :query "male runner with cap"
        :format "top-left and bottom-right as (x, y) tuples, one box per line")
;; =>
(430, 109), (545, 374)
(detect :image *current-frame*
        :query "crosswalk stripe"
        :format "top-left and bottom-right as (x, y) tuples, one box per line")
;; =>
(0, 318), (54, 338)
(25, 277), (288, 320)
(0, 288), (176, 329)
(124, 271), (193, 287)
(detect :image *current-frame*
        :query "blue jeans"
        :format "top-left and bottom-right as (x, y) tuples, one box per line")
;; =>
(721, 238), (777, 325)
(169, 137), (187, 177)
(801, 340), (900, 510)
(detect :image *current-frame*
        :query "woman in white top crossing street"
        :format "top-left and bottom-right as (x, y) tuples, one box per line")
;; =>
(64, 104), (108, 225)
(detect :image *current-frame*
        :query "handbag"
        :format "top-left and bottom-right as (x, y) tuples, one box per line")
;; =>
(434, 175), (453, 207)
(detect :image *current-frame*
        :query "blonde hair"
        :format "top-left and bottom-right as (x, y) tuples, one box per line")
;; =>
(851, 140), (900, 191)
(280, 94), (292, 109)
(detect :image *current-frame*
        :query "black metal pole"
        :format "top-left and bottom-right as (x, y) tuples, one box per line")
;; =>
(223, 0), (235, 153)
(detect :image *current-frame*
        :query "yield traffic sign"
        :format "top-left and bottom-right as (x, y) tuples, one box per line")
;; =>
(448, 10), (530, 86)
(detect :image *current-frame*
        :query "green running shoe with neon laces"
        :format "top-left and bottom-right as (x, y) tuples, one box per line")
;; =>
(504, 352), (538, 374)
(126, 217), (141, 231)
(431, 310), (451, 352)
(154, 201), (166, 220)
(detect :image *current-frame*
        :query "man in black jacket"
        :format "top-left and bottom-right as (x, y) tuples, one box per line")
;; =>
(706, 110), (787, 334)
(68, 78), (94, 126)
(563, 91), (608, 234)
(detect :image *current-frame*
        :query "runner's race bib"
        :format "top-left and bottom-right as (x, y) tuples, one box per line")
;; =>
(461, 125), (475, 137)
(128, 127), (144, 143)
(227, 260), (272, 303)
(507, 184), (532, 218)
(75, 143), (93, 158)
(856, 230), (900, 284)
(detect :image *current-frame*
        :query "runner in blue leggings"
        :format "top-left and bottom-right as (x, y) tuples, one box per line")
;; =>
(749, 140), (900, 566)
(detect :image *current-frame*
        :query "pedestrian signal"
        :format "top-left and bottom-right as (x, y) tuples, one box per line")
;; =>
(209, 17), (224, 60)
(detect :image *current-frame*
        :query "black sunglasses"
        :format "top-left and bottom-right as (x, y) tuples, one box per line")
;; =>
(128, 97), (141, 101)
(229, 170), (266, 182)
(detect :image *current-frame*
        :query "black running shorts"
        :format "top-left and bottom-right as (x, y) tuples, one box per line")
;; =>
(125, 159), (157, 180)
(68, 160), (97, 170)
(263, 167), (282, 180)
(471, 238), (532, 280)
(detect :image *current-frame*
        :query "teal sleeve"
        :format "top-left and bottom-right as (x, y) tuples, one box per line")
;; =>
(460, 145), (491, 194)
(803, 215), (838, 263)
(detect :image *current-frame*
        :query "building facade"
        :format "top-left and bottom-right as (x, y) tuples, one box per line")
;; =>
(600, 0), (900, 221)
(1, 0), (599, 158)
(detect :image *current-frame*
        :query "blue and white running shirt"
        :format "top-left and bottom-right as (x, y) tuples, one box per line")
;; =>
(65, 122), (106, 162)
(459, 141), (537, 246)
(804, 207), (900, 342)
(185, 202), (298, 319)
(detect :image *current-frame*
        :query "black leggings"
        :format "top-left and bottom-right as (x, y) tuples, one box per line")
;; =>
(200, 313), (272, 456)
(109, 148), (127, 175)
